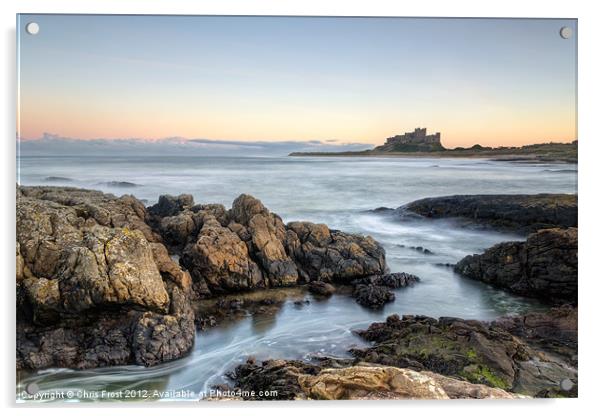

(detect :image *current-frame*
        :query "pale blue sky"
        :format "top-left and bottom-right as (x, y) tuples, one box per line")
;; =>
(18, 15), (577, 147)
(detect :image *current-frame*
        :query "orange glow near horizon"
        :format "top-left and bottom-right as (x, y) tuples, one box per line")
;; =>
(18, 97), (577, 148)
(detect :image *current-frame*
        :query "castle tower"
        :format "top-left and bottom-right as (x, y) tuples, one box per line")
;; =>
(414, 128), (427, 138)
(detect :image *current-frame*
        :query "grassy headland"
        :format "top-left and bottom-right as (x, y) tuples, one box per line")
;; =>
(290, 141), (577, 163)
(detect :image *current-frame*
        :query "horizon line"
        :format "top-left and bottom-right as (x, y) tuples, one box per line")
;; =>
(17, 131), (578, 149)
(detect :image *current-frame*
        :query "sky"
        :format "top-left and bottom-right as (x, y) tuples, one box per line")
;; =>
(17, 15), (577, 148)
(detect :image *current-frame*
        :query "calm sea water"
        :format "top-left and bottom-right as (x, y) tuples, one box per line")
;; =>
(16, 155), (577, 402)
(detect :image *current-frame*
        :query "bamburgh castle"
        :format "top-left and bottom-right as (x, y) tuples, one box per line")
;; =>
(375, 128), (445, 152)
(385, 127), (441, 145)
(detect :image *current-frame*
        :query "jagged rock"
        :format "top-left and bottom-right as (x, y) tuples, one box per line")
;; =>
(402, 194), (577, 233)
(146, 194), (208, 251)
(56, 226), (170, 315)
(150, 243), (192, 293)
(353, 284), (395, 309)
(228, 358), (318, 400)
(148, 194), (194, 217)
(181, 215), (264, 293)
(131, 308), (194, 366)
(157, 213), (201, 249)
(351, 272), (420, 288)
(195, 203), (230, 226)
(230, 194), (299, 287)
(152, 193), (387, 298)
(228, 359), (523, 400)
(19, 186), (159, 242)
(454, 228), (577, 304)
(20, 277), (61, 325)
(286, 221), (387, 283)
(347, 273), (419, 309)
(16, 186), (195, 370)
(307, 281), (336, 297)
(17, 304), (195, 369)
(350, 313), (577, 397)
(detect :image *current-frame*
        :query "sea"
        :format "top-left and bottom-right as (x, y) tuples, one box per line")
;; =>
(16, 155), (578, 402)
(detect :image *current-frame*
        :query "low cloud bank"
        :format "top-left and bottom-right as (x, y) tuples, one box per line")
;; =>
(19, 134), (373, 157)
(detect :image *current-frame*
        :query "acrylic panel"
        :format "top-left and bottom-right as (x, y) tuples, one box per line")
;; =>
(16, 14), (577, 403)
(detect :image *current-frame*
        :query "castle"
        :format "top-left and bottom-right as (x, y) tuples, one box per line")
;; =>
(385, 127), (441, 146)
(375, 128), (445, 152)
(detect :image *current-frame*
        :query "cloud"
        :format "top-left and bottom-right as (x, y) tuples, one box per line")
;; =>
(18, 133), (373, 157)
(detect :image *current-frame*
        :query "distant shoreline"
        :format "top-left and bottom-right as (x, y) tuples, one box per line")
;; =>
(289, 142), (577, 164)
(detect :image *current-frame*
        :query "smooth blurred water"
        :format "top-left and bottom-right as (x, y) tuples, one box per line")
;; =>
(16, 155), (577, 402)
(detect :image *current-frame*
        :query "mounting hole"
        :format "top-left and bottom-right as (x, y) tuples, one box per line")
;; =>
(560, 378), (574, 391)
(26, 22), (40, 35)
(559, 26), (573, 39)
(25, 382), (40, 395)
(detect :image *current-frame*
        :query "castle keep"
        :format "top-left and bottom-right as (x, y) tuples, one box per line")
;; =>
(375, 128), (445, 152)
(385, 128), (441, 146)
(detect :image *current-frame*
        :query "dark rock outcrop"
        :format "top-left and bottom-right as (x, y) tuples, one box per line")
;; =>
(16, 186), (195, 370)
(352, 284), (395, 309)
(492, 306), (577, 364)
(351, 272), (420, 289)
(228, 358), (320, 400)
(149, 193), (388, 298)
(285, 221), (386, 284)
(227, 358), (523, 400)
(349, 272), (420, 309)
(454, 227), (577, 304)
(182, 215), (265, 294)
(148, 193), (195, 217)
(350, 312), (577, 397)
(400, 194), (577, 233)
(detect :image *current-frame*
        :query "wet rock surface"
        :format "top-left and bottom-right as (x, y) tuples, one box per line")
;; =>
(492, 306), (577, 365)
(227, 359), (523, 400)
(351, 272), (420, 289)
(16, 186), (195, 370)
(352, 284), (395, 309)
(392, 194), (577, 234)
(350, 311), (577, 397)
(350, 273), (420, 309)
(455, 227), (577, 304)
(149, 193), (388, 299)
(227, 358), (320, 400)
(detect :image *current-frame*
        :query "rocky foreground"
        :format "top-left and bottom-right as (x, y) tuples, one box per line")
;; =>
(16, 186), (392, 370)
(227, 307), (577, 399)
(228, 360), (524, 400)
(17, 187), (195, 369)
(16, 186), (578, 400)
(215, 287), (578, 400)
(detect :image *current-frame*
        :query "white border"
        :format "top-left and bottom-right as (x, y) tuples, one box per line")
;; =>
(2, 1), (600, 415)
